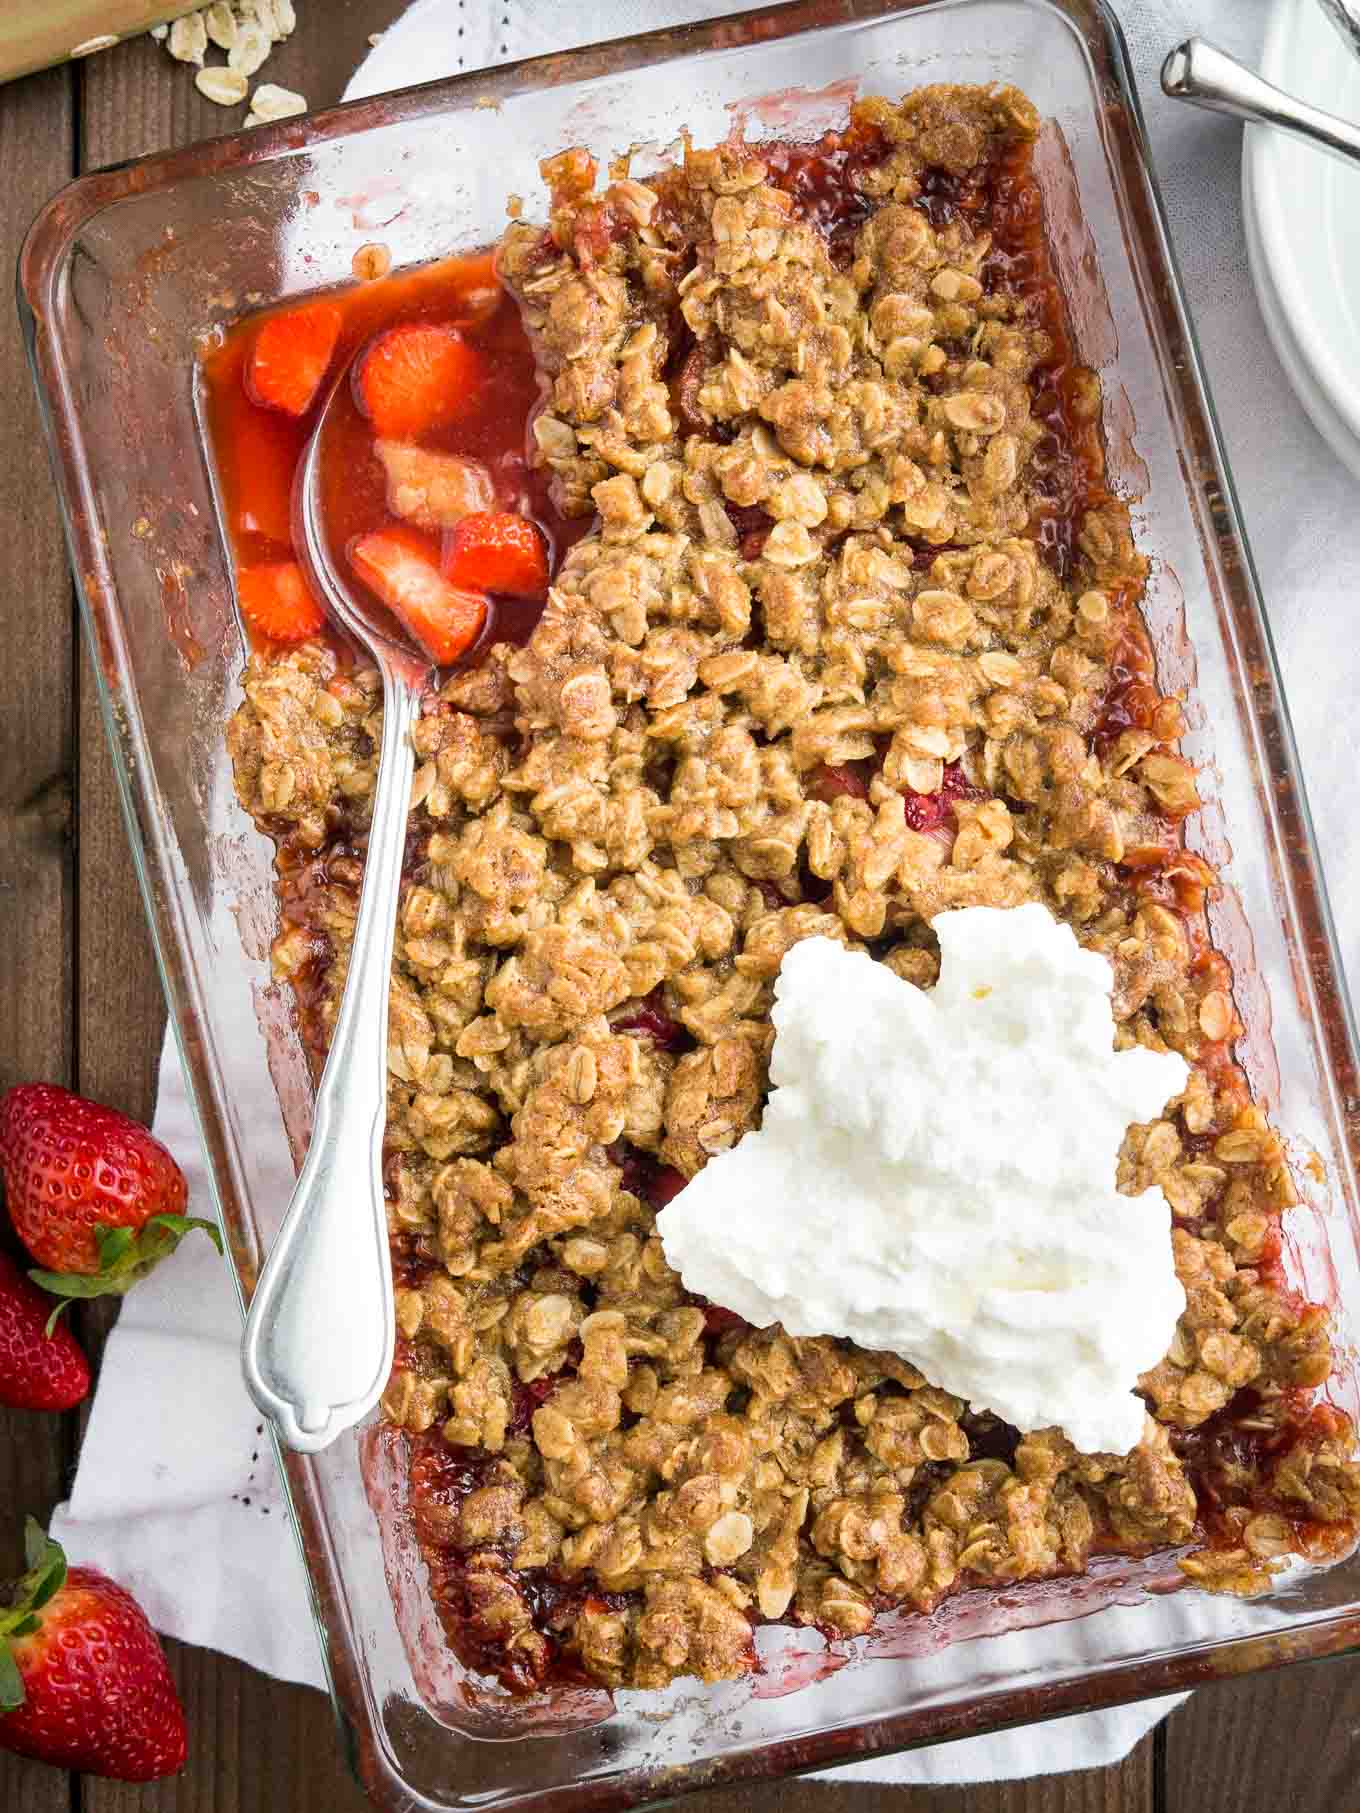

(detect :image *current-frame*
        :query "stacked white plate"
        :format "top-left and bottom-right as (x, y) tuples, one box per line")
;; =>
(1244, 0), (1360, 478)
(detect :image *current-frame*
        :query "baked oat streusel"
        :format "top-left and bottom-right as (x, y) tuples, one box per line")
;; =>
(224, 83), (1360, 1694)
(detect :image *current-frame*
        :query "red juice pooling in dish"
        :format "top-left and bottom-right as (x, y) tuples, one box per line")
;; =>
(201, 249), (583, 656)
(760, 120), (890, 265)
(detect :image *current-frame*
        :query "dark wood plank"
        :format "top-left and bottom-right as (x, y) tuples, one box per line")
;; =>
(0, 52), (78, 1813)
(1166, 1660), (1360, 1813)
(686, 1738), (1155, 1813)
(0, 88), (75, 1092)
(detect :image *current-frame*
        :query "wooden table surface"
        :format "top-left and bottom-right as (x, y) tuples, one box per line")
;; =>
(0, 4), (1357, 1808)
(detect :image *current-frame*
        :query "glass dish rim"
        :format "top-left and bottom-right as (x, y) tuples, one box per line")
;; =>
(18, 0), (1360, 1804)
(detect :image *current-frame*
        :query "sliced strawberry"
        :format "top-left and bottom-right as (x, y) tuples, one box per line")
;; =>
(354, 323), (481, 440)
(236, 561), (325, 643)
(349, 526), (487, 666)
(245, 301), (342, 418)
(442, 511), (548, 600)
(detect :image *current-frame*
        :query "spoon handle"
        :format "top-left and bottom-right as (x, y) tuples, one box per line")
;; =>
(241, 661), (421, 1452)
(1318, 0), (1360, 60)
(1162, 37), (1360, 171)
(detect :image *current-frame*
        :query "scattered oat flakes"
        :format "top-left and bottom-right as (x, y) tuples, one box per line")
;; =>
(244, 82), (308, 127)
(240, 0), (288, 40)
(168, 12), (208, 65)
(229, 23), (272, 76)
(196, 64), (249, 105)
(203, 3), (238, 49)
(71, 34), (120, 57)
(156, 3), (301, 102)
(352, 242), (393, 282)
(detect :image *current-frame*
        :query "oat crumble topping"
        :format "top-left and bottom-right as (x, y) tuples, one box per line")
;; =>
(225, 83), (1360, 1694)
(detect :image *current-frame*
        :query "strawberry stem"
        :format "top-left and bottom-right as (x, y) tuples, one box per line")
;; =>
(0, 1644), (21, 1713)
(0, 1520), (67, 1711)
(28, 1214), (224, 1315)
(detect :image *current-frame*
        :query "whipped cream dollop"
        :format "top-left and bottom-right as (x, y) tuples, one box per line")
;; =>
(657, 905), (1190, 1455)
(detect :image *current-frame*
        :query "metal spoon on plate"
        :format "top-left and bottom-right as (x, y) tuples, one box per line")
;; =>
(1162, 36), (1360, 171)
(1317, 0), (1360, 59)
(240, 355), (435, 1453)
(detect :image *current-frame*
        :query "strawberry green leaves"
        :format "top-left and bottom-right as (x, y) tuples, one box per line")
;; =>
(0, 1521), (68, 1712)
(29, 1214), (223, 1328)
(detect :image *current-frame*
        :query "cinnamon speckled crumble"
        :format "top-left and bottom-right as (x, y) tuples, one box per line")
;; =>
(227, 83), (1360, 1694)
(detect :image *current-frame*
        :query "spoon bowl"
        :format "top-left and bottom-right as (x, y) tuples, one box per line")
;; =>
(291, 360), (437, 685)
(240, 352), (434, 1453)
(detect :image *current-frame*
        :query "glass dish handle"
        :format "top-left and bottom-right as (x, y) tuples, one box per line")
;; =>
(240, 663), (421, 1452)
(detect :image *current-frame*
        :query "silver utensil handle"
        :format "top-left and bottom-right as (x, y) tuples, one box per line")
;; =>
(241, 662), (420, 1452)
(1162, 37), (1360, 171)
(1318, 0), (1360, 59)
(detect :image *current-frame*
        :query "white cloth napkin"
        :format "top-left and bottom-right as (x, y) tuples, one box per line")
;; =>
(50, 0), (1360, 1786)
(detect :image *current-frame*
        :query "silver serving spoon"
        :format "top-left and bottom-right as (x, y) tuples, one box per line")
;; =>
(1318, 0), (1360, 59)
(1162, 37), (1360, 171)
(240, 357), (434, 1453)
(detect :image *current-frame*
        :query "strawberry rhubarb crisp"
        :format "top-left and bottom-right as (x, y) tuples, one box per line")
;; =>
(220, 84), (1360, 1694)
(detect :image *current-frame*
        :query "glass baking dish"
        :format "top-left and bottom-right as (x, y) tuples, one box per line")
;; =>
(19, 0), (1360, 1806)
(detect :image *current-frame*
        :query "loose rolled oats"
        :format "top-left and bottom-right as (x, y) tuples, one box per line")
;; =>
(156, 3), (302, 106)
(195, 65), (248, 106)
(244, 82), (307, 126)
(228, 23), (272, 77)
(167, 12), (208, 65)
(241, 0), (292, 38)
(202, 3), (238, 50)
(228, 81), (1360, 1695)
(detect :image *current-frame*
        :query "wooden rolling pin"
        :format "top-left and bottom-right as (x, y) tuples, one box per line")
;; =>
(0, 3), (202, 84)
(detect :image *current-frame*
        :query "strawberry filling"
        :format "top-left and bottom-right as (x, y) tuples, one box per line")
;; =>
(610, 988), (685, 1051)
(809, 761), (872, 803)
(902, 759), (984, 832)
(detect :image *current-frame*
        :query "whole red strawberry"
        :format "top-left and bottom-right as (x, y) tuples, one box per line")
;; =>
(0, 1520), (187, 1781)
(0, 1253), (88, 1411)
(0, 1084), (220, 1311)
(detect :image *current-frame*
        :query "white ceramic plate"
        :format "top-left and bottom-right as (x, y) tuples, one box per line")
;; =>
(1244, 0), (1360, 478)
